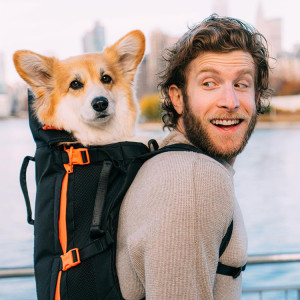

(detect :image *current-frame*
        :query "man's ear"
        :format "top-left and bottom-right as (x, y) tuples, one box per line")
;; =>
(169, 84), (184, 115)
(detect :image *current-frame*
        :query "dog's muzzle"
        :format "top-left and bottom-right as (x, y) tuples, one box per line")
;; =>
(92, 97), (109, 112)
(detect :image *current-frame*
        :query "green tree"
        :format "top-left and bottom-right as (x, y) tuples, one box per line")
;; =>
(139, 93), (161, 121)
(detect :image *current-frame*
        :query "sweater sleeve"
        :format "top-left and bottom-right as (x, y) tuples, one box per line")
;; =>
(117, 153), (235, 300)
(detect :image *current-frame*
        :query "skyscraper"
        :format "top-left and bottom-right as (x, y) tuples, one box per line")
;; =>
(135, 29), (178, 98)
(82, 22), (106, 53)
(256, 1), (282, 58)
(148, 30), (178, 92)
(0, 52), (5, 84)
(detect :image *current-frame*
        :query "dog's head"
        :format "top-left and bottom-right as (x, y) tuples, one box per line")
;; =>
(13, 30), (145, 141)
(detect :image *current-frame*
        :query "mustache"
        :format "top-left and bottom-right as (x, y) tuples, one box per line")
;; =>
(208, 112), (250, 121)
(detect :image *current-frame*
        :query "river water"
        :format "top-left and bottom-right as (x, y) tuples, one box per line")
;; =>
(0, 118), (300, 299)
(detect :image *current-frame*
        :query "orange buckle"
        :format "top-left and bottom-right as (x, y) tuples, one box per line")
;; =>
(61, 248), (81, 271)
(64, 146), (90, 173)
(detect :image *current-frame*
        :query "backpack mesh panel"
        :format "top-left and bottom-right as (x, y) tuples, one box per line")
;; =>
(71, 163), (102, 247)
(66, 259), (97, 300)
(66, 163), (103, 299)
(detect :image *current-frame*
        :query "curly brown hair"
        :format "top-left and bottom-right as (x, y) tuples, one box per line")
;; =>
(158, 14), (272, 130)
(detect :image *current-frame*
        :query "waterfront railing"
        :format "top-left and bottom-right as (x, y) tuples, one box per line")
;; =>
(1, 253), (300, 298)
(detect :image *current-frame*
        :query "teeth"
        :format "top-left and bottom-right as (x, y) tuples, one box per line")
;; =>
(211, 119), (240, 126)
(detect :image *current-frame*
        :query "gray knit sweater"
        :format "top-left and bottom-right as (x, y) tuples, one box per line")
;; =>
(116, 131), (248, 299)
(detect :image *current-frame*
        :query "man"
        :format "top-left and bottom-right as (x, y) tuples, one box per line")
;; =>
(117, 15), (271, 299)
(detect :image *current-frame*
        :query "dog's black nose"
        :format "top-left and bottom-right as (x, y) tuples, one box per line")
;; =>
(92, 97), (109, 112)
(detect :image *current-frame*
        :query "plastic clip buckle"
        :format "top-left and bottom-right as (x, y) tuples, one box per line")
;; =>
(64, 146), (90, 173)
(61, 248), (81, 271)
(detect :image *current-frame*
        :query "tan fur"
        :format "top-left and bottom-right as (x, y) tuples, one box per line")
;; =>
(13, 30), (145, 146)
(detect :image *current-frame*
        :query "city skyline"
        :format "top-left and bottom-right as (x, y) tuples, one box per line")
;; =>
(1, 0), (300, 84)
(82, 22), (106, 53)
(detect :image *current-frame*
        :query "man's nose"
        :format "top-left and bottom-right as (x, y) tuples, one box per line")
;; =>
(217, 85), (240, 111)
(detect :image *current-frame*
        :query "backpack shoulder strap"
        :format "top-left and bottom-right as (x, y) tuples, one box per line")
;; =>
(134, 142), (204, 165)
(217, 220), (247, 278)
(158, 143), (203, 154)
(219, 220), (233, 257)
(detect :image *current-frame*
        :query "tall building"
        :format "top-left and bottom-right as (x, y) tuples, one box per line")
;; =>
(0, 52), (5, 84)
(212, 0), (229, 16)
(144, 30), (178, 94)
(135, 30), (179, 99)
(0, 52), (11, 117)
(82, 22), (106, 53)
(147, 30), (167, 91)
(256, 1), (282, 58)
(293, 44), (300, 57)
(135, 56), (149, 100)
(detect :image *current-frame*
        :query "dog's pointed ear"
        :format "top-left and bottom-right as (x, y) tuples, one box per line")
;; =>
(105, 30), (145, 81)
(13, 50), (55, 96)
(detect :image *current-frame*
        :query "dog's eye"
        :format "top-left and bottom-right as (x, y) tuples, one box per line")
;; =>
(70, 80), (83, 90)
(101, 75), (112, 84)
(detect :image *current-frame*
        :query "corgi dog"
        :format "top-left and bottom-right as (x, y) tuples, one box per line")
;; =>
(13, 30), (145, 146)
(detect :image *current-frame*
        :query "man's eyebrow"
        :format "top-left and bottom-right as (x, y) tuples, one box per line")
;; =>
(238, 69), (255, 77)
(197, 68), (220, 75)
(197, 68), (255, 77)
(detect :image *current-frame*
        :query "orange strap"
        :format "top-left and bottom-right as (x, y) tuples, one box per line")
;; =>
(59, 172), (69, 254)
(55, 146), (90, 300)
(55, 172), (68, 300)
(55, 271), (62, 300)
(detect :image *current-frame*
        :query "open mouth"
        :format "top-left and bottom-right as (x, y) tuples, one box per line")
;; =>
(210, 119), (243, 129)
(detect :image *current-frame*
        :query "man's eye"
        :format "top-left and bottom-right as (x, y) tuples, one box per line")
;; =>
(203, 81), (214, 87)
(101, 75), (112, 84)
(235, 83), (248, 88)
(70, 80), (83, 90)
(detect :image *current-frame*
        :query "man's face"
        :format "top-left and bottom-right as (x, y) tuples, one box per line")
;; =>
(170, 50), (257, 163)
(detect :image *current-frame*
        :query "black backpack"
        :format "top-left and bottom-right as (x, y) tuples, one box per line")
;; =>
(20, 92), (245, 300)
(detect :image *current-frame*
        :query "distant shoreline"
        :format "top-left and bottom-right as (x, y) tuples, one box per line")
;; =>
(138, 120), (300, 131)
(256, 121), (300, 129)
(2, 115), (300, 130)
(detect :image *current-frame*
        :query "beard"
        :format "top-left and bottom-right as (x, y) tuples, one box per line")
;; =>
(182, 95), (257, 163)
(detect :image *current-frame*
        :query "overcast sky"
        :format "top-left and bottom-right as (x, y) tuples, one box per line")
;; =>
(1, 0), (300, 84)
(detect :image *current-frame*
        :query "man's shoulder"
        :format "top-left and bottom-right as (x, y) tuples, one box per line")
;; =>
(141, 148), (231, 181)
